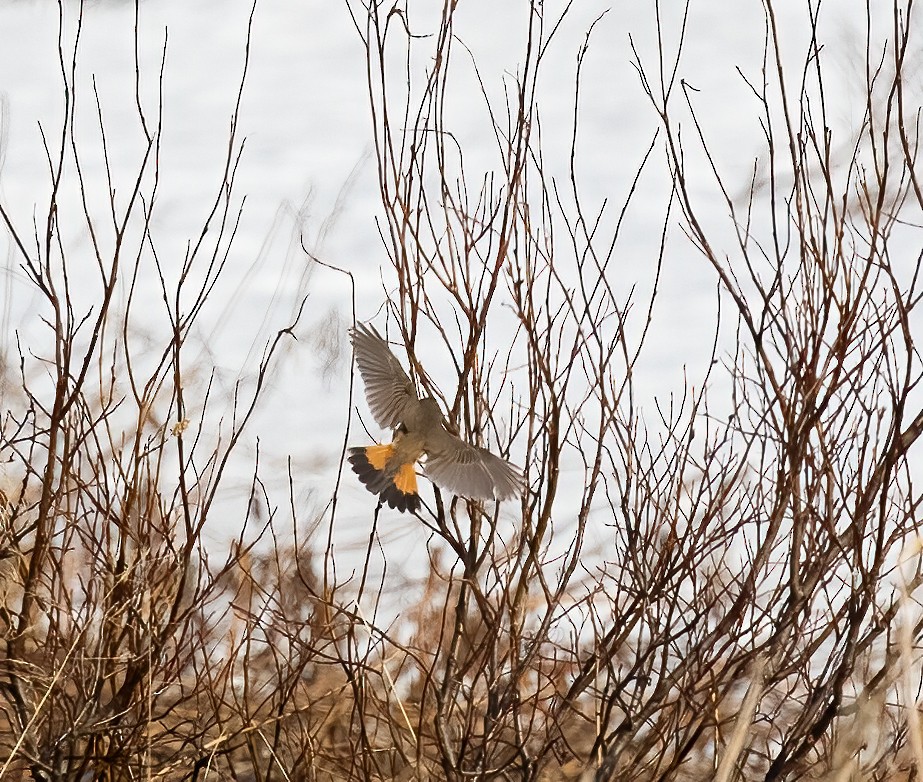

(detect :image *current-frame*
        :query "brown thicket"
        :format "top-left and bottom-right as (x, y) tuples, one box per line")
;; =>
(1, 1), (922, 780)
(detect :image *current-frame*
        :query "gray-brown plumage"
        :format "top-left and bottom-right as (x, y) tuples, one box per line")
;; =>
(348, 323), (524, 511)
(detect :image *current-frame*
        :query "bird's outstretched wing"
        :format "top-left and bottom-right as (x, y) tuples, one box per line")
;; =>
(350, 323), (418, 430)
(424, 430), (524, 502)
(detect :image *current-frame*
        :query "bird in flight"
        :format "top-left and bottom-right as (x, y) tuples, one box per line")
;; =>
(348, 323), (524, 513)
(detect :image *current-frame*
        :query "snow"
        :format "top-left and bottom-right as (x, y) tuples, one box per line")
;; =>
(0, 0), (910, 590)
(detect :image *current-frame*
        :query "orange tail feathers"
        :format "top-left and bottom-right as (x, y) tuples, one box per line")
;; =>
(348, 445), (420, 513)
(362, 444), (395, 471)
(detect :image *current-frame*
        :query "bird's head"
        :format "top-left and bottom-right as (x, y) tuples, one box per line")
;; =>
(420, 396), (444, 424)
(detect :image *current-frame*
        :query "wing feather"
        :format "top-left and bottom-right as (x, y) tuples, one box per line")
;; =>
(350, 323), (418, 430)
(423, 431), (524, 502)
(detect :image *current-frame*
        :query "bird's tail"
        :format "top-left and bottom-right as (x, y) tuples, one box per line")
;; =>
(348, 444), (420, 513)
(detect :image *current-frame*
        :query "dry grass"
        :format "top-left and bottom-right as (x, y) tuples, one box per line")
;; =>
(1, 0), (922, 780)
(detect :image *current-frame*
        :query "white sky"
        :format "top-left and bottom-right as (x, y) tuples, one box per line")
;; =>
(0, 0), (914, 599)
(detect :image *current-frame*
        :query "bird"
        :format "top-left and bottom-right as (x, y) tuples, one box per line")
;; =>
(347, 322), (525, 513)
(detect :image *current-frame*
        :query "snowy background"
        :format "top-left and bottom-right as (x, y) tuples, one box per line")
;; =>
(0, 0), (881, 580)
